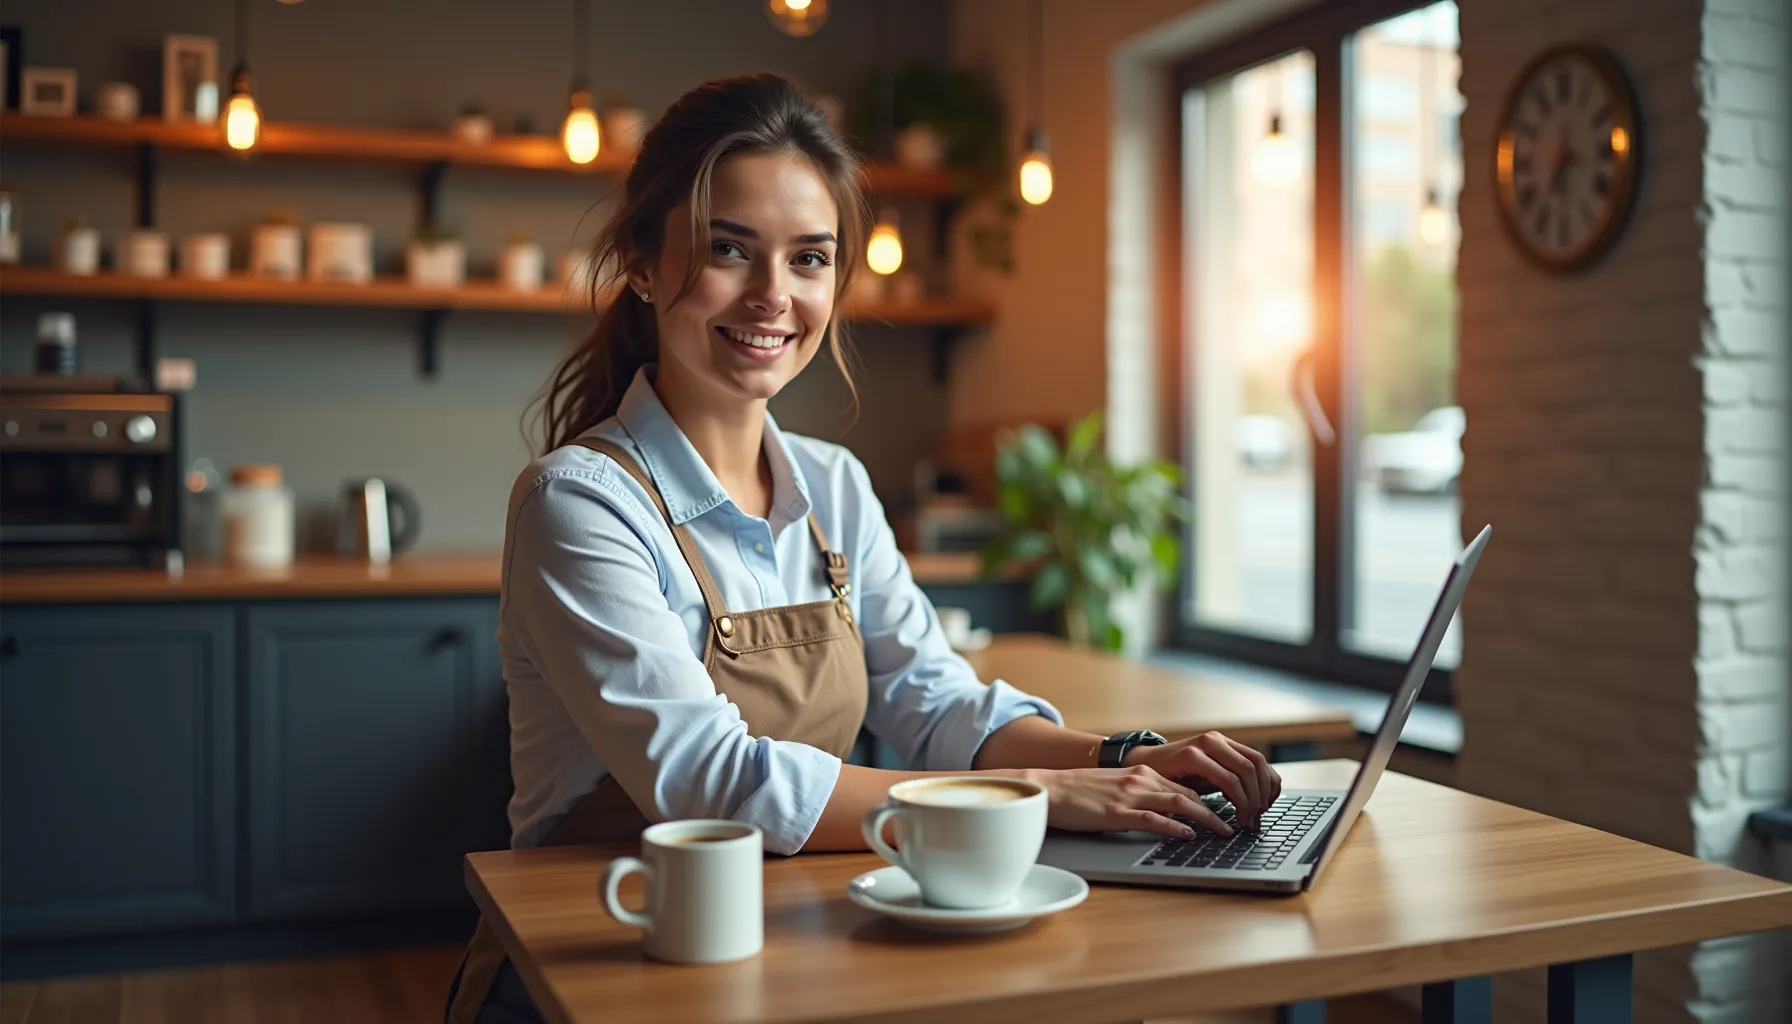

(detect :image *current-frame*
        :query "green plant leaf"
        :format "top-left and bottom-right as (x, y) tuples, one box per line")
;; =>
(1057, 472), (1092, 511)
(1010, 530), (1052, 562)
(1079, 546), (1121, 591)
(1029, 562), (1069, 612)
(1066, 412), (1103, 462)
(997, 480), (1032, 525)
(978, 533), (1014, 580)
(1101, 621), (1126, 652)
(1017, 425), (1059, 470)
(1150, 532), (1181, 579)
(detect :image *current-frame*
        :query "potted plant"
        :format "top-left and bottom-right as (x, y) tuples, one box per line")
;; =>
(846, 61), (1017, 271)
(979, 412), (1188, 652)
(406, 223), (465, 289)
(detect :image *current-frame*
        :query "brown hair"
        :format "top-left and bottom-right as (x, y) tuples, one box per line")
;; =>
(530, 72), (870, 455)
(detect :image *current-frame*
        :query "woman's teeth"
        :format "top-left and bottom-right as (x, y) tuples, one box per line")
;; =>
(720, 326), (790, 349)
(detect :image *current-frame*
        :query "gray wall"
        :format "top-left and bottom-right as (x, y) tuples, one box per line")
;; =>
(0, 0), (956, 552)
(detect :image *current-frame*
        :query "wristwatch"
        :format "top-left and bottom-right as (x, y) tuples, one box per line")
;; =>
(1097, 729), (1167, 769)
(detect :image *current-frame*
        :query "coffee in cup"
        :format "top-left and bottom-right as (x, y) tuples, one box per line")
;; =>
(601, 820), (763, 964)
(861, 776), (1048, 909)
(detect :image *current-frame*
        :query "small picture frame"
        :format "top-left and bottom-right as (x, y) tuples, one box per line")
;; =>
(20, 66), (76, 117)
(163, 33), (218, 123)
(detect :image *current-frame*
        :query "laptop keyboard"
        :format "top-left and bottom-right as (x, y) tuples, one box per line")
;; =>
(1140, 794), (1338, 872)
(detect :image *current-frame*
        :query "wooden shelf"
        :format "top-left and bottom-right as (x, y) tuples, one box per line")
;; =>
(0, 113), (958, 196)
(0, 266), (994, 326)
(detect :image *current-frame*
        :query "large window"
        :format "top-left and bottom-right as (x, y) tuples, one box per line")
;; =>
(1177, 0), (1463, 700)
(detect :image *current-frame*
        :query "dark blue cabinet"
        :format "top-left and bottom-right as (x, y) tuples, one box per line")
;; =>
(243, 599), (509, 921)
(0, 604), (238, 942)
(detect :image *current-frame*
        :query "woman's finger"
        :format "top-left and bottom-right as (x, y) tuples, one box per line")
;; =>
(1115, 807), (1198, 839)
(1136, 789), (1232, 836)
(1228, 738), (1282, 810)
(1178, 746), (1246, 817)
(1197, 736), (1262, 823)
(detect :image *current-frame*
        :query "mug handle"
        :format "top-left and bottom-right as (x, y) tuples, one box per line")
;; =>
(601, 856), (654, 929)
(861, 802), (908, 871)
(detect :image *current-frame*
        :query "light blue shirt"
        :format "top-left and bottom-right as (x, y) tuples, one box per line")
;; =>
(498, 367), (1061, 854)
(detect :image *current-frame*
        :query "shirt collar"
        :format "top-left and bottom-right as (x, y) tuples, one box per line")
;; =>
(614, 365), (812, 528)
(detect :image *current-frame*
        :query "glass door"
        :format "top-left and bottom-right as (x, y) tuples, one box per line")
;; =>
(1175, 0), (1463, 699)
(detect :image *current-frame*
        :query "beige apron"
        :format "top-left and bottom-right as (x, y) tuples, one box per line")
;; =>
(447, 438), (870, 1024)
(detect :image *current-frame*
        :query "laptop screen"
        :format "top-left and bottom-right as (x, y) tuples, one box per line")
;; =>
(1300, 524), (1490, 889)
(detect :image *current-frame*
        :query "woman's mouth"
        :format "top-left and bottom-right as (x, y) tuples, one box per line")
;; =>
(716, 325), (795, 360)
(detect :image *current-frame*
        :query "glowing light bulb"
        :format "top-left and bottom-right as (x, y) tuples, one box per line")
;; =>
(1252, 114), (1301, 187)
(223, 66), (260, 153)
(866, 210), (903, 276)
(767, 0), (829, 37)
(1418, 187), (1449, 246)
(562, 89), (601, 165)
(1018, 128), (1053, 205)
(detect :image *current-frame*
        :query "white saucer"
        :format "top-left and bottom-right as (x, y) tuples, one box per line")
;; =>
(846, 864), (1088, 934)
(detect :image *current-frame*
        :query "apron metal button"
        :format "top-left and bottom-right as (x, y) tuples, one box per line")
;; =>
(717, 616), (735, 638)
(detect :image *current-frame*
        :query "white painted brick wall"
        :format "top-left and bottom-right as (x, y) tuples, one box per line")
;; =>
(1458, 1), (1788, 1023)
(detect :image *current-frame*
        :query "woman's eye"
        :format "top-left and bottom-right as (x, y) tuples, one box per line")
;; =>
(711, 241), (745, 260)
(795, 250), (833, 269)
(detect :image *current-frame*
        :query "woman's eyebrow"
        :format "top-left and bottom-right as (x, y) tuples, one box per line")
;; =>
(710, 218), (836, 245)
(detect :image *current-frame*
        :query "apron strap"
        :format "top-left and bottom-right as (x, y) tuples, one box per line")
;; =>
(806, 514), (851, 593)
(569, 438), (731, 656)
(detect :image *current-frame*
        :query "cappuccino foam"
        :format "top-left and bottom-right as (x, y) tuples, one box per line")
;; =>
(901, 779), (1033, 807)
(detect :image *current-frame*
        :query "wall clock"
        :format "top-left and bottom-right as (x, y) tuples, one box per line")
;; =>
(1494, 43), (1641, 272)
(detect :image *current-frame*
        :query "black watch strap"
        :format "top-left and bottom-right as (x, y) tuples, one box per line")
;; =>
(1098, 729), (1167, 769)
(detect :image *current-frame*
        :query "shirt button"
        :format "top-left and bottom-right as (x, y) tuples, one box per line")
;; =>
(754, 542), (765, 553)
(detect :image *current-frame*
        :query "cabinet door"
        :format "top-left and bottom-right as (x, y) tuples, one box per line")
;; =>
(244, 599), (509, 921)
(0, 604), (238, 941)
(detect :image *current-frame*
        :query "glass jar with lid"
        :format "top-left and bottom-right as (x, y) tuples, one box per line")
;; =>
(221, 463), (294, 568)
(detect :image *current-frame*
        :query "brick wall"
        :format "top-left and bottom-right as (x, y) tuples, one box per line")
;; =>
(1456, 0), (1788, 1021)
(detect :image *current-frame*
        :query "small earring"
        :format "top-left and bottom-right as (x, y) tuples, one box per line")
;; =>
(638, 291), (651, 302)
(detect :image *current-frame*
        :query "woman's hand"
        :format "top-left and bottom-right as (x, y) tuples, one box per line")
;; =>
(1123, 731), (1282, 829)
(1020, 764), (1235, 839)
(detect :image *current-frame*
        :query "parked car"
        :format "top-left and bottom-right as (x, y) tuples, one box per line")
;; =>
(1362, 405), (1463, 494)
(1235, 414), (1296, 471)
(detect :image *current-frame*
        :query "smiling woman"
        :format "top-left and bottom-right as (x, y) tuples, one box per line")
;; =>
(448, 72), (1280, 1024)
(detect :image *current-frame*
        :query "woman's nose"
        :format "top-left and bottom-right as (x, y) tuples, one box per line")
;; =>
(745, 264), (790, 312)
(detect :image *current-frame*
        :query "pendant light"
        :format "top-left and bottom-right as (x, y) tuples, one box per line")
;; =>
(767, 0), (829, 37)
(561, 0), (601, 165)
(1415, 15), (1449, 246)
(867, 0), (903, 275)
(1251, 62), (1299, 187)
(223, 0), (262, 153)
(1017, 0), (1053, 205)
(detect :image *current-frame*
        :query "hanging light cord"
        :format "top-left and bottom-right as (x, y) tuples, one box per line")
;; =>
(877, 0), (894, 156)
(1029, 0), (1043, 129)
(235, 0), (248, 70)
(573, 0), (590, 86)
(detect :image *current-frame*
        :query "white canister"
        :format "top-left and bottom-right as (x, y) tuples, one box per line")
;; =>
(499, 241), (544, 291)
(57, 226), (101, 276)
(306, 223), (373, 284)
(406, 240), (466, 289)
(221, 464), (295, 570)
(194, 81), (220, 124)
(601, 107), (650, 159)
(250, 223), (302, 280)
(120, 230), (171, 278)
(452, 113), (494, 145)
(181, 233), (231, 280)
(96, 82), (141, 121)
(559, 250), (596, 294)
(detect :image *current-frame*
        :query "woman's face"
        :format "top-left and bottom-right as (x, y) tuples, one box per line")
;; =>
(633, 150), (840, 412)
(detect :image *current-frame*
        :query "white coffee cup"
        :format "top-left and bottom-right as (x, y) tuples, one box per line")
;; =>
(601, 819), (764, 965)
(861, 776), (1048, 910)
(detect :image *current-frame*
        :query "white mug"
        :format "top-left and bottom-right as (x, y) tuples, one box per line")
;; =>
(602, 819), (763, 964)
(861, 776), (1048, 910)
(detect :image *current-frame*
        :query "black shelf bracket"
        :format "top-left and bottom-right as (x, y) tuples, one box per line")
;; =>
(419, 160), (447, 230)
(419, 309), (446, 379)
(135, 143), (156, 228)
(932, 195), (963, 263)
(930, 327), (958, 384)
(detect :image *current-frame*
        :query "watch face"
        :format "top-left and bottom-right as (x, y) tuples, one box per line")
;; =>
(1495, 45), (1639, 271)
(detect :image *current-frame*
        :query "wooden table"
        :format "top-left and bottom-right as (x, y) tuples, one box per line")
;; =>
(464, 760), (1792, 1024)
(963, 634), (1359, 758)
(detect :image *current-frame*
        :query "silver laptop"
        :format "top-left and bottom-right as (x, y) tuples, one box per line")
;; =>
(1037, 524), (1490, 895)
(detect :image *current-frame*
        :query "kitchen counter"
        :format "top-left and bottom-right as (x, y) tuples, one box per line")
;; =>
(0, 551), (1000, 604)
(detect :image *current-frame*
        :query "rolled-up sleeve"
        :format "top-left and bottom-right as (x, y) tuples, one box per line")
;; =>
(847, 460), (1062, 770)
(504, 468), (840, 854)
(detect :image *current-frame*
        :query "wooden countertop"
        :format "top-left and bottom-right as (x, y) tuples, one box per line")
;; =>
(0, 551), (998, 603)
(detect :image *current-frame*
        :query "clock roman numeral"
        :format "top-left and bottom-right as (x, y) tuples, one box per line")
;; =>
(1591, 103), (1610, 125)
(1577, 75), (1592, 109)
(1593, 173), (1609, 197)
(1535, 87), (1553, 116)
(1534, 205), (1551, 238)
(1557, 70), (1572, 101)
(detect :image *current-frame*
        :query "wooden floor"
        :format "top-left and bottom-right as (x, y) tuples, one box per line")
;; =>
(0, 946), (1415, 1023)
